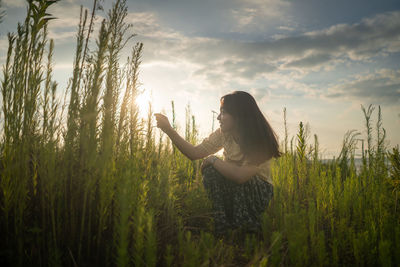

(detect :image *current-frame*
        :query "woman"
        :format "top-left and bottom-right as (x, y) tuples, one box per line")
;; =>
(154, 91), (281, 235)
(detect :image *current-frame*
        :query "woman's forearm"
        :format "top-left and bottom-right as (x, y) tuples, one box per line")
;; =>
(164, 127), (200, 160)
(155, 113), (207, 160)
(212, 159), (258, 184)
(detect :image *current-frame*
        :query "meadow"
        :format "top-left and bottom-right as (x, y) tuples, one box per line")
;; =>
(1, 0), (399, 266)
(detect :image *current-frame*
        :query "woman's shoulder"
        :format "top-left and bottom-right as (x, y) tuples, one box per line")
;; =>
(199, 128), (224, 149)
(208, 128), (231, 143)
(209, 127), (224, 140)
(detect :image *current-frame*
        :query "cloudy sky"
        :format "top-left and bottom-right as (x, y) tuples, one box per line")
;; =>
(1, 0), (399, 158)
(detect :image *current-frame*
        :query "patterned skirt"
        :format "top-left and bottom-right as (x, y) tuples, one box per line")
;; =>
(202, 164), (274, 235)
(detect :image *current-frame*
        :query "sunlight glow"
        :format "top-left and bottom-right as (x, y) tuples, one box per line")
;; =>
(135, 88), (153, 119)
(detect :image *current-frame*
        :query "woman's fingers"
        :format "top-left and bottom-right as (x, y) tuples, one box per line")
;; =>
(154, 113), (162, 121)
(154, 113), (171, 131)
(154, 113), (164, 124)
(154, 113), (167, 121)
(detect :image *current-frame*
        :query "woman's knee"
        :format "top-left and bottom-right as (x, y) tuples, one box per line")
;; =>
(201, 164), (216, 176)
(202, 164), (224, 184)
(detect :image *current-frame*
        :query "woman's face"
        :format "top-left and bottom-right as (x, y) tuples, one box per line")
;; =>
(217, 107), (236, 133)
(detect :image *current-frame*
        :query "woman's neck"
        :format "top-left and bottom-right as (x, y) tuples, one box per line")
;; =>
(230, 131), (240, 144)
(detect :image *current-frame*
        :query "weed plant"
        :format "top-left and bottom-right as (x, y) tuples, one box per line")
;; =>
(0, 0), (399, 266)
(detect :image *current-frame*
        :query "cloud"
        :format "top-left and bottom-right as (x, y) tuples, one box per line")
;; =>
(126, 0), (292, 37)
(27, 3), (397, 106)
(127, 12), (183, 41)
(277, 26), (295, 32)
(128, 9), (400, 88)
(5, 2), (398, 107)
(285, 53), (332, 69)
(229, 0), (291, 32)
(325, 69), (400, 105)
(193, 59), (277, 86)
(0, 37), (8, 55)
(3, 0), (25, 8)
(46, 1), (93, 43)
(242, 10), (400, 64)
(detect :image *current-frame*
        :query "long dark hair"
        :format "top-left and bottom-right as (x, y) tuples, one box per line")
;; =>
(221, 91), (281, 165)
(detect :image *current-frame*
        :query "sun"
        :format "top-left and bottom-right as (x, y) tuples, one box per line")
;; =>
(135, 88), (153, 119)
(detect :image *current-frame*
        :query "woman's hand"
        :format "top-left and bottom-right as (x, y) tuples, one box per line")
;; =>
(201, 155), (218, 172)
(154, 113), (172, 133)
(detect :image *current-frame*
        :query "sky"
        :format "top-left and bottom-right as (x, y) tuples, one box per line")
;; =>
(1, 0), (399, 158)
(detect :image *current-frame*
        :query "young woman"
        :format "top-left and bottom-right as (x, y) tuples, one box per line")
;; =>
(154, 91), (281, 235)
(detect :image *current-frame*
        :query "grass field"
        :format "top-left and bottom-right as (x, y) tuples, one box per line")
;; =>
(1, 0), (399, 266)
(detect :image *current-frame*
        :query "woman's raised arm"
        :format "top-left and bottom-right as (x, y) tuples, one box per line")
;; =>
(154, 113), (210, 160)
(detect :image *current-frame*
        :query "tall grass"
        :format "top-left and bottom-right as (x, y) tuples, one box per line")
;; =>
(1, 0), (399, 266)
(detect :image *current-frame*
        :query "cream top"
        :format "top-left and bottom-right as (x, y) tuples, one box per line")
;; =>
(198, 128), (273, 185)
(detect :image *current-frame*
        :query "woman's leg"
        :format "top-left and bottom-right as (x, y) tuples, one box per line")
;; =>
(202, 165), (237, 235)
(231, 176), (274, 232)
(202, 165), (274, 234)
